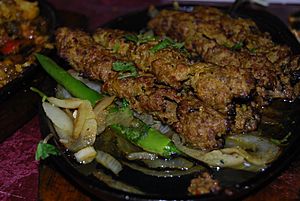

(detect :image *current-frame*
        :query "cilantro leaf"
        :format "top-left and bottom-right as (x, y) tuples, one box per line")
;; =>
(35, 141), (60, 160)
(121, 98), (130, 108)
(112, 61), (138, 79)
(223, 41), (244, 51)
(231, 41), (244, 51)
(124, 34), (139, 43)
(124, 33), (156, 45)
(249, 47), (257, 53)
(112, 42), (120, 52)
(150, 37), (185, 53)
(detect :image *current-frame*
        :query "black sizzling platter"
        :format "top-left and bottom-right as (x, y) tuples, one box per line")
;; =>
(39, 3), (300, 201)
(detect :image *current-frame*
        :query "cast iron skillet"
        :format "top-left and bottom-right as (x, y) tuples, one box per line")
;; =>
(0, 0), (56, 142)
(39, 3), (300, 201)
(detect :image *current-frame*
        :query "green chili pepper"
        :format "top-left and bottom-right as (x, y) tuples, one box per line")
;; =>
(110, 122), (180, 158)
(35, 53), (103, 106)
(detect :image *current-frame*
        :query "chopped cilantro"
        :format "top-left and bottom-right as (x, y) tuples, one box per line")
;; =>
(112, 61), (138, 79)
(108, 105), (119, 113)
(150, 37), (185, 53)
(223, 41), (244, 51)
(123, 33), (156, 45)
(249, 47), (257, 53)
(121, 98), (130, 108)
(112, 42), (120, 52)
(231, 41), (244, 51)
(124, 34), (139, 43)
(35, 141), (60, 160)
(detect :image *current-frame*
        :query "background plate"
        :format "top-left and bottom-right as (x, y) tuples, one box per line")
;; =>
(0, 0), (56, 142)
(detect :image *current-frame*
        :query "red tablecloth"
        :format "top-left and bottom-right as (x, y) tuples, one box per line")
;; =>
(0, 117), (40, 201)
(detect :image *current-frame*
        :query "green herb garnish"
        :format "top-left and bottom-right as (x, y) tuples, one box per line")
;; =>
(124, 33), (156, 45)
(150, 37), (185, 53)
(231, 41), (244, 51)
(35, 134), (60, 160)
(124, 34), (139, 43)
(112, 42), (120, 52)
(223, 41), (244, 51)
(121, 98), (130, 108)
(35, 142), (60, 160)
(249, 47), (257, 53)
(112, 61), (138, 79)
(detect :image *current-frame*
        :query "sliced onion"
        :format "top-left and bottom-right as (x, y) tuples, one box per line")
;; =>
(225, 134), (281, 164)
(172, 134), (245, 168)
(142, 157), (194, 169)
(93, 96), (115, 114)
(54, 124), (71, 142)
(64, 130), (96, 152)
(201, 150), (245, 167)
(116, 136), (142, 155)
(126, 152), (158, 160)
(47, 97), (83, 109)
(122, 161), (204, 177)
(93, 96), (115, 134)
(73, 100), (95, 139)
(42, 102), (73, 136)
(96, 150), (123, 175)
(231, 161), (267, 172)
(92, 170), (144, 195)
(74, 146), (97, 164)
(172, 134), (206, 158)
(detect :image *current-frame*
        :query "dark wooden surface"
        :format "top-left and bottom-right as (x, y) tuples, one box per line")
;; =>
(38, 1), (300, 200)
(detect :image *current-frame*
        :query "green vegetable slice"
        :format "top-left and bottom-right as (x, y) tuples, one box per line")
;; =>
(110, 123), (180, 157)
(35, 53), (103, 106)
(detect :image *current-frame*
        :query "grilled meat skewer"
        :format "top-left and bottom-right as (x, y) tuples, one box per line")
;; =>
(93, 28), (255, 113)
(56, 27), (229, 150)
(148, 6), (300, 107)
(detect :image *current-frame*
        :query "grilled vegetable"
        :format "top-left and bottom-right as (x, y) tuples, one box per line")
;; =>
(111, 122), (180, 158)
(35, 53), (103, 106)
(74, 146), (97, 164)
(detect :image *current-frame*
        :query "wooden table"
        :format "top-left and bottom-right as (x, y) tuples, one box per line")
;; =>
(39, 1), (300, 200)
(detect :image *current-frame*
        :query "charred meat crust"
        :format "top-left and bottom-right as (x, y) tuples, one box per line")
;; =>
(55, 27), (229, 151)
(148, 6), (299, 105)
